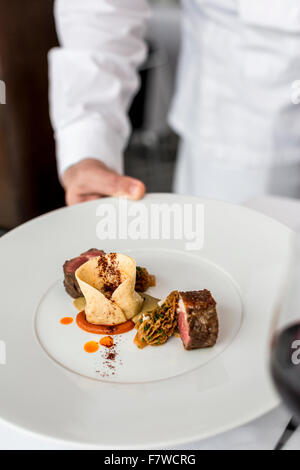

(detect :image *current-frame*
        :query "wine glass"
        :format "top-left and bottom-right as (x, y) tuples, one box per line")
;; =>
(270, 230), (300, 430)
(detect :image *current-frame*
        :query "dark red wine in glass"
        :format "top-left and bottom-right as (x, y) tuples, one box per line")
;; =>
(269, 232), (300, 428)
(271, 322), (300, 423)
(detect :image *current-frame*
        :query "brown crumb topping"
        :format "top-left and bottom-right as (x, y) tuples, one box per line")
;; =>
(97, 253), (121, 299)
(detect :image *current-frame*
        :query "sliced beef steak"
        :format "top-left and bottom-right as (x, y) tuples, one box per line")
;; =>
(177, 290), (218, 350)
(63, 248), (105, 298)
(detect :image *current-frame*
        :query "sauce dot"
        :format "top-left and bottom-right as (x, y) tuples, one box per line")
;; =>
(60, 317), (73, 325)
(84, 341), (99, 353)
(100, 336), (114, 348)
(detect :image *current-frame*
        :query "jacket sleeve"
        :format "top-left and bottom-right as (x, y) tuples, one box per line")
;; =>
(49, 0), (150, 177)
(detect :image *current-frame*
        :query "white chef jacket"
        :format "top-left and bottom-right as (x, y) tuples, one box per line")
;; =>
(49, 0), (300, 180)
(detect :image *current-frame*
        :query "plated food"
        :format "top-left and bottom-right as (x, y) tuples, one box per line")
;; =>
(134, 289), (218, 350)
(76, 253), (143, 325)
(177, 290), (219, 350)
(62, 249), (219, 352)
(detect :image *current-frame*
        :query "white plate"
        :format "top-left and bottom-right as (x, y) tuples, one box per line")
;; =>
(0, 194), (291, 448)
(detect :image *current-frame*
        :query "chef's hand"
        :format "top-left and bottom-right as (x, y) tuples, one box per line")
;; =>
(62, 158), (146, 206)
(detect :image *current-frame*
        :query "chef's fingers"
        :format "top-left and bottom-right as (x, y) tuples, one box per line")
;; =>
(62, 158), (146, 206)
(93, 167), (146, 200)
(65, 191), (101, 206)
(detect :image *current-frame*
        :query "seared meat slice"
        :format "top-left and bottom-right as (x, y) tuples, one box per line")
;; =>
(63, 248), (105, 298)
(177, 290), (218, 350)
